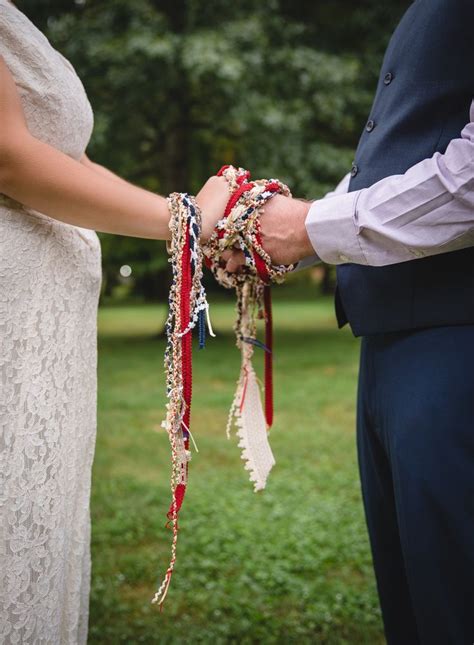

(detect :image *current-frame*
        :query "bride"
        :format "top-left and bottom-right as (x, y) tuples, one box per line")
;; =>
(0, 1), (228, 643)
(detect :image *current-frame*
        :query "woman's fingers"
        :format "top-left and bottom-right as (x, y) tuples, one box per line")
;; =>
(218, 248), (232, 268)
(225, 249), (245, 273)
(217, 248), (245, 272)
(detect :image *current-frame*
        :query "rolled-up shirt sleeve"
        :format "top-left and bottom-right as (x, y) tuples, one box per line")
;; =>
(305, 99), (474, 266)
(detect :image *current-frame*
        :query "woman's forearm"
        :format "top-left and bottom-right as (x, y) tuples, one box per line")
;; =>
(80, 153), (134, 188)
(0, 132), (171, 240)
(0, 55), (230, 240)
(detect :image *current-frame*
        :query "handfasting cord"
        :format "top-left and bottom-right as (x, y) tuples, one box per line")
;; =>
(152, 192), (214, 609)
(202, 165), (294, 490)
(154, 167), (293, 610)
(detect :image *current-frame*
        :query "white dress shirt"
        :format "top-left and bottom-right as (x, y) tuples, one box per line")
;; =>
(298, 98), (474, 269)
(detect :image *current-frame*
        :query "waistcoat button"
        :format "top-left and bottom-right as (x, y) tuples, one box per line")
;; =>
(366, 119), (375, 132)
(383, 72), (393, 85)
(350, 162), (359, 178)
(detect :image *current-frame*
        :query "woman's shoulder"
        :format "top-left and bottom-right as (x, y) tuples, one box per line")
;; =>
(0, 1), (32, 33)
(0, 2), (94, 157)
(0, 1), (64, 90)
(0, 1), (56, 60)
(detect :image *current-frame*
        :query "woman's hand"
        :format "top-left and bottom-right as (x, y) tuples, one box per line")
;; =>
(195, 175), (230, 242)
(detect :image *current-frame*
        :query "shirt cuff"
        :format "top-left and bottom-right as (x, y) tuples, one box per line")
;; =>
(304, 191), (369, 265)
(291, 253), (321, 273)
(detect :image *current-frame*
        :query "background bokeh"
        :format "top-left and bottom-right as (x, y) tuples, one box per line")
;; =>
(20, 0), (410, 303)
(18, 2), (411, 642)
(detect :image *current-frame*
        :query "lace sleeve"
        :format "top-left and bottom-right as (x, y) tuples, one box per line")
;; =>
(0, 1), (94, 158)
(0, 2), (32, 62)
(0, 2), (56, 99)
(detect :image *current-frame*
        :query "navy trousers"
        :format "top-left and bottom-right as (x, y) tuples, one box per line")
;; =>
(357, 325), (474, 645)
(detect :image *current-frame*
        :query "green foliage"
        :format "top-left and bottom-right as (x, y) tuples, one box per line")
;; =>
(20, 0), (410, 299)
(91, 299), (384, 643)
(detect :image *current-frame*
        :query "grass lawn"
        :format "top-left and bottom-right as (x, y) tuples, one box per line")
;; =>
(90, 294), (385, 644)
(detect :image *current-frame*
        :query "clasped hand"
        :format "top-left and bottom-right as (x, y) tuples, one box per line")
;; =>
(196, 176), (314, 271)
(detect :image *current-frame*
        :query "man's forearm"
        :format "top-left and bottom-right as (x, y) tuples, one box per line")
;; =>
(306, 103), (474, 267)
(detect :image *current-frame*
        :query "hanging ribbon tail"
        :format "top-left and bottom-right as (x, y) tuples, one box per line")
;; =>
(263, 285), (273, 428)
(155, 197), (202, 610)
(164, 223), (192, 526)
(234, 365), (276, 491)
(181, 225), (193, 434)
(166, 482), (187, 522)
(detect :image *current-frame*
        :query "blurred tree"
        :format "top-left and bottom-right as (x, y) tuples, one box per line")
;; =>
(19, 0), (411, 299)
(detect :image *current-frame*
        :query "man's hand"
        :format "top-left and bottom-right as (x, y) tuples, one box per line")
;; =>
(222, 194), (315, 272)
(259, 195), (314, 264)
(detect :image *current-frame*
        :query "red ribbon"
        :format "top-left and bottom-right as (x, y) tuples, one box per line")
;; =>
(263, 285), (273, 428)
(215, 166), (274, 429)
(166, 224), (192, 521)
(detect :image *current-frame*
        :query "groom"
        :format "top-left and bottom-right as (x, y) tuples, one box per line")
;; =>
(222, 2), (474, 643)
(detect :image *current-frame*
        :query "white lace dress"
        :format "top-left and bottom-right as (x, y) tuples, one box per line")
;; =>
(0, 3), (102, 643)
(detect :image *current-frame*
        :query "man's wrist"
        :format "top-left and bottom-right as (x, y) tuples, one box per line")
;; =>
(292, 198), (315, 261)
